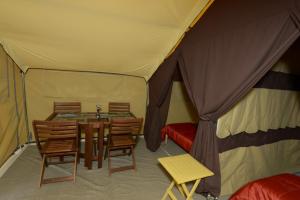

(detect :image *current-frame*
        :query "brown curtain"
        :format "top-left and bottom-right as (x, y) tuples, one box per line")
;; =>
(144, 0), (300, 196)
(144, 52), (178, 150)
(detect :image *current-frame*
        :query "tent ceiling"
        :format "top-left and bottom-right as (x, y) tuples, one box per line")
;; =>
(0, 0), (211, 80)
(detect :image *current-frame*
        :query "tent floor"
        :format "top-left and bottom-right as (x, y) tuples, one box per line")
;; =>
(0, 139), (229, 200)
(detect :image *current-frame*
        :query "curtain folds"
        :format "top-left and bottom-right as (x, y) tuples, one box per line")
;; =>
(190, 120), (221, 195)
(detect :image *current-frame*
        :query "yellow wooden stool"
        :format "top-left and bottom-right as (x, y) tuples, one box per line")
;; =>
(158, 154), (214, 200)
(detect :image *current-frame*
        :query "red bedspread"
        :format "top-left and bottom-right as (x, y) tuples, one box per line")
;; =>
(161, 123), (197, 152)
(230, 173), (300, 200)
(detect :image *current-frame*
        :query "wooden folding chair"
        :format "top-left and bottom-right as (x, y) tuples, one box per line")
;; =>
(53, 102), (81, 113)
(105, 118), (143, 175)
(32, 120), (79, 187)
(108, 102), (130, 113)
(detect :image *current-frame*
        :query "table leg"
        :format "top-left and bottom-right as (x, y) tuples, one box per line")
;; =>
(97, 124), (104, 168)
(85, 125), (93, 170)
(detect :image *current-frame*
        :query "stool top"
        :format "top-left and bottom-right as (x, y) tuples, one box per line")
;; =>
(158, 154), (214, 184)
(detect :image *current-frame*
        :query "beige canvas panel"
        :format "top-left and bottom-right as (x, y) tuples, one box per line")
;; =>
(167, 82), (198, 124)
(25, 69), (147, 136)
(0, 46), (27, 167)
(217, 88), (300, 138)
(0, 102), (19, 167)
(219, 139), (300, 196)
(272, 60), (292, 73)
(0, 0), (211, 80)
(0, 47), (8, 100)
(272, 59), (300, 75)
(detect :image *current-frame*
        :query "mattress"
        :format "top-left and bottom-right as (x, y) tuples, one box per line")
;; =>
(230, 173), (300, 200)
(161, 123), (197, 152)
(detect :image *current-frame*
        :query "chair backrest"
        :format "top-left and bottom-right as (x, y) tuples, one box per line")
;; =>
(108, 102), (130, 113)
(129, 118), (143, 136)
(109, 117), (143, 136)
(53, 102), (81, 113)
(32, 120), (78, 154)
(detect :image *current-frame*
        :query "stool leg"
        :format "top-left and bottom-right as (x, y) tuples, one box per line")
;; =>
(161, 180), (176, 200)
(181, 179), (201, 200)
(176, 183), (185, 197)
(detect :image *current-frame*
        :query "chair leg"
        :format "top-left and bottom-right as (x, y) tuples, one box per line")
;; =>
(59, 156), (64, 162)
(78, 132), (81, 164)
(39, 154), (46, 187)
(73, 152), (78, 183)
(104, 146), (108, 160)
(131, 146), (136, 171)
(134, 135), (139, 146)
(108, 149), (112, 176)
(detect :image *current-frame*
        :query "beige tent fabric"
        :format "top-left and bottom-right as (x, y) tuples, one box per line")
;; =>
(219, 139), (300, 196)
(272, 59), (300, 75)
(0, 0), (211, 80)
(217, 88), (300, 138)
(0, 46), (27, 167)
(26, 69), (147, 135)
(167, 82), (198, 124)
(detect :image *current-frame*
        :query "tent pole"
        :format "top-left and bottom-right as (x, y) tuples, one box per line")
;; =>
(21, 71), (31, 142)
(12, 64), (20, 147)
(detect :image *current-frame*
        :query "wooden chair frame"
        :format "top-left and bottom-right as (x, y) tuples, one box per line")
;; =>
(106, 118), (143, 175)
(32, 120), (79, 187)
(53, 102), (81, 114)
(108, 102), (130, 113)
(130, 118), (143, 144)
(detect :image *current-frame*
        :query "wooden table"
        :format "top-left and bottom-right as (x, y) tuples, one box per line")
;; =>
(158, 154), (214, 200)
(47, 112), (135, 169)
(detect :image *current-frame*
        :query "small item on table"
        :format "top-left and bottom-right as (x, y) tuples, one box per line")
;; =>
(96, 104), (102, 119)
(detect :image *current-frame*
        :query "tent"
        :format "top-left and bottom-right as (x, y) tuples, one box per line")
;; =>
(1, 0), (300, 198)
(0, 0), (213, 167)
(144, 0), (300, 196)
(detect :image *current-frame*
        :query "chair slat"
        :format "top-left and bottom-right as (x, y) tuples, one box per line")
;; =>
(108, 102), (130, 113)
(54, 102), (81, 113)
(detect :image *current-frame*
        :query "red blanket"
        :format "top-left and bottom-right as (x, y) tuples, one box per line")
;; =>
(230, 174), (300, 200)
(161, 123), (197, 152)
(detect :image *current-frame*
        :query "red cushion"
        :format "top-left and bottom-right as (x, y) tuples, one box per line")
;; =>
(161, 123), (197, 151)
(230, 173), (300, 200)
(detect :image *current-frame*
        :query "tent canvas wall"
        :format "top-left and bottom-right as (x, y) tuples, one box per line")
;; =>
(1, 0), (300, 198)
(0, 47), (28, 167)
(144, 0), (300, 196)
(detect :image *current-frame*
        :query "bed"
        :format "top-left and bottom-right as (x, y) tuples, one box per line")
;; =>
(161, 122), (197, 152)
(230, 173), (300, 200)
